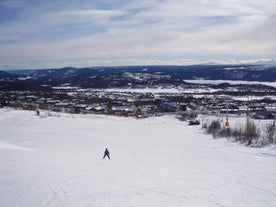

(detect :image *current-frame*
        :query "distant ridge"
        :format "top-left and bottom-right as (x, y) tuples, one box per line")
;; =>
(1, 64), (275, 89)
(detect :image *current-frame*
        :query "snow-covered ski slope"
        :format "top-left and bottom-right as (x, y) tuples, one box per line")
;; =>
(0, 109), (275, 207)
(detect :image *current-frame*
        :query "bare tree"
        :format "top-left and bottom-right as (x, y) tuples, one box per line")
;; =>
(266, 121), (276, 144)
(244, 120), (260, 145)
(207, 120), (221, 138)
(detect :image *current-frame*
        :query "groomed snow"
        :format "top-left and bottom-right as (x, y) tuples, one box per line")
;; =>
(0, 109), (275, 207)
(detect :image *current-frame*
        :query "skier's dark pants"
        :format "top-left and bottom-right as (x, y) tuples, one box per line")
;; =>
(103, 154), (110, 159)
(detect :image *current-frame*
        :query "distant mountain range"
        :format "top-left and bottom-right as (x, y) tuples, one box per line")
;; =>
(0, 64), (275, 90)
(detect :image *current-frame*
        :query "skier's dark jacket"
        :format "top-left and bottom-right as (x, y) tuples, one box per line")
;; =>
(104, 149), (109, 156)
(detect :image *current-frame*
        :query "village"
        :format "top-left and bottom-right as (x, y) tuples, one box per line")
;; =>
(1, 86), (275, 121)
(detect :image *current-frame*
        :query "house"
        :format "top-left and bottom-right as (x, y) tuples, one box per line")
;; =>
(22, 104), (37, 111)
(87, 105), (107, 113)
(220, 108), (238, 114)
(106, 106), (143, 117)
(161, 100), (177, 112)
(176, 103), (188, 112)
(238, 106), (248, 115)
(132, 107), (144, 118)
(52, 103), (69, 112)
(106, 106), (134, 116)
(8, 102), (23, 109)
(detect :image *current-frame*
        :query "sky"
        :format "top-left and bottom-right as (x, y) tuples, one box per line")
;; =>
(0, 0), (276, 69)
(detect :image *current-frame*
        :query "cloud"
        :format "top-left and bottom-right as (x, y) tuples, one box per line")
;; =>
(46, 9), (126, 25)
(0, 35), (21, 41)
(0, 0), (275, 69)
(0, 0), (23, 8)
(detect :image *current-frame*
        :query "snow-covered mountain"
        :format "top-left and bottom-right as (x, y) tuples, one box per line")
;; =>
(1, 64), (275, 89)
(0, 71), (20, 81)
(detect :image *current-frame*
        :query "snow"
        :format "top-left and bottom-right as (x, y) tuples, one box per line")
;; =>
(95, 87), (219, 94)
(232, 96), (276, 101)
(52, 86), (79, 90)
(0, 109), (276, 207)
(184, 79), (276, 88)
(0, 140), (35, 151)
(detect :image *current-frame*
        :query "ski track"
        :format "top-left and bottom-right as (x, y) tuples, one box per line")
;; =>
(0, 109), (276, 207)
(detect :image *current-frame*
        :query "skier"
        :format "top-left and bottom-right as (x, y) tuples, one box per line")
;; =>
(103, 148), (110, 159)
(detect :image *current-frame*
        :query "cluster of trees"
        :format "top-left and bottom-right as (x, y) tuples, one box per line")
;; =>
(206, 119), (276, 146)
(1, 99), (8, 107)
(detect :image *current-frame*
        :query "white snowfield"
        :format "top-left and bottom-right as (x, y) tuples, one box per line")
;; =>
(0, 109), (275, 207)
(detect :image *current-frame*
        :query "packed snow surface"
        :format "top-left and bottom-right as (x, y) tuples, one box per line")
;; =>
(0, 109), (276, 207)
